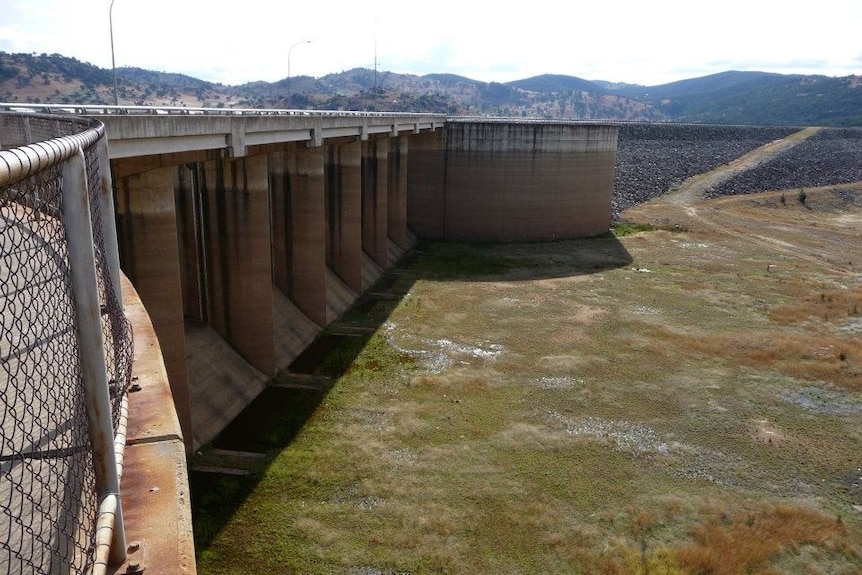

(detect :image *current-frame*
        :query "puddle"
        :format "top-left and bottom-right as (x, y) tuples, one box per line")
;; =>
(556, 415), (673, 456)
(331, 483), (386, 510)
(679, 242), (711, 249)
(349, 568), (410, 575)
(386, 448), (418, 466)
(633, 305), (661, 315)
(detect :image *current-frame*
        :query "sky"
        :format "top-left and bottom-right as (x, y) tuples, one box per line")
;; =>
(2, 0), (861, 87)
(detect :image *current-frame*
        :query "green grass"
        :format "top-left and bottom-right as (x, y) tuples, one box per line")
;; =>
(611, 220), (687, 237)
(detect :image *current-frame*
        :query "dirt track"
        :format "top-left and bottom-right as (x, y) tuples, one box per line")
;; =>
(621, 125), (862, 279)
(612, 124), (862, 218)
(663, 127), (822, 207)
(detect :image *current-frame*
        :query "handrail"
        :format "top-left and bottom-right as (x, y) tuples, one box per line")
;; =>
(0, 113), (104, 187)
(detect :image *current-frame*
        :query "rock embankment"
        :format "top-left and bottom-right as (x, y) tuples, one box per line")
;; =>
(612, 124), (862, 218)
(704, 127), (862, 199)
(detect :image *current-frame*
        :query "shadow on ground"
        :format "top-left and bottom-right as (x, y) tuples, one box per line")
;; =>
(189, 234), (632, 552)
(403, 234), (633, 282)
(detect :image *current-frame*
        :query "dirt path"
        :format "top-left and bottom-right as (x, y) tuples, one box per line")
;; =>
(622, 126), (862, 278)
(665, 126), (822, 207)
(623, 126), (821, 226)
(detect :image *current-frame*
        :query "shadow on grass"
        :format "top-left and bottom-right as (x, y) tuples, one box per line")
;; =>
(190, 234), (633, 553)
(402, 234), (633, 282)
(189, 385), (327, 550)
(190, 285), (404, 552)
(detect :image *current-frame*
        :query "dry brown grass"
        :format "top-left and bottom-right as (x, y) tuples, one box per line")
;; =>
(570, 502), (859, 575)
(768, 287), (862, 325)
(635, 321), (861, 392)
(674, 504), (855, 575)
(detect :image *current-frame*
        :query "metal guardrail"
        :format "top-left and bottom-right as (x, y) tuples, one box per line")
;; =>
(1, 104), (796, 131)
(1, 111), (133, 574)
(0, 103), (449, 120)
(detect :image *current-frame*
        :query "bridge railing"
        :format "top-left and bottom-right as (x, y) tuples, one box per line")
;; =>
(0, 102), (449, 119)
(1, 111), (133, 574)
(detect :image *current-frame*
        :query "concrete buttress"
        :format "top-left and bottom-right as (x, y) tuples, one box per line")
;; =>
(387, 136), (410, 261)
(325, 139), (363, 294)
(114, 165), (193, 451)
(361, 137), (389, 268)
(197, 155), (275, 377)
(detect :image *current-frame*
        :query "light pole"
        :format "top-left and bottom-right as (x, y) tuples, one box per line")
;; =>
(109, 0), (118, 105)
(286, 40), (311, 106)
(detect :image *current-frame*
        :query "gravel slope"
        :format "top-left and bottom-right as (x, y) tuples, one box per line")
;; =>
(612, 124), (862, 219)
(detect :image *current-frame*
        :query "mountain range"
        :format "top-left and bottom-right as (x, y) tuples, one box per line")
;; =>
(1, 51), (860, 126)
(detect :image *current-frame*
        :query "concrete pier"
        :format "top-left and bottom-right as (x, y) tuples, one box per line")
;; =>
(361, 137), (390, 270)
(387, 136), (410, 257)
(278, 145), (327, 327)
(325, 139), (363, 294)
(198, 155), (275, 376)
(114, 165), (193, 449)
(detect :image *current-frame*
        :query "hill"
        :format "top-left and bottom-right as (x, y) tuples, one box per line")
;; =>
(605, 71), (862, 126)
(1, 51), (859, 125)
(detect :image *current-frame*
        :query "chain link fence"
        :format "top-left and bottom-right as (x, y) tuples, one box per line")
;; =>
(1, 112), (133, 574)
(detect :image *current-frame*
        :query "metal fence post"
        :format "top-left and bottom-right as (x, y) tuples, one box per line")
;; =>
(97, 137), (124, 314)
(61, 147), (128, 567)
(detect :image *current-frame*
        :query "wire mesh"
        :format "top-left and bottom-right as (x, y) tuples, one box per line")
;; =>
(83, 142), (133, 429)
(1, 112), (132, 575)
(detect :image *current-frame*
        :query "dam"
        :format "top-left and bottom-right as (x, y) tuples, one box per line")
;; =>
(0, 105), (618, 574)
(99, 108), (618, 451)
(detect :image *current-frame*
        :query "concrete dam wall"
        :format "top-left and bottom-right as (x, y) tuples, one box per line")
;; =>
(107, 117), (618, 449)
(409, 121), (618, 241)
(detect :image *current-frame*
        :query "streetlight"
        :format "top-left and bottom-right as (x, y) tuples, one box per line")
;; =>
(286, 40), (311, 107)
(109, 0), (118, 105)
